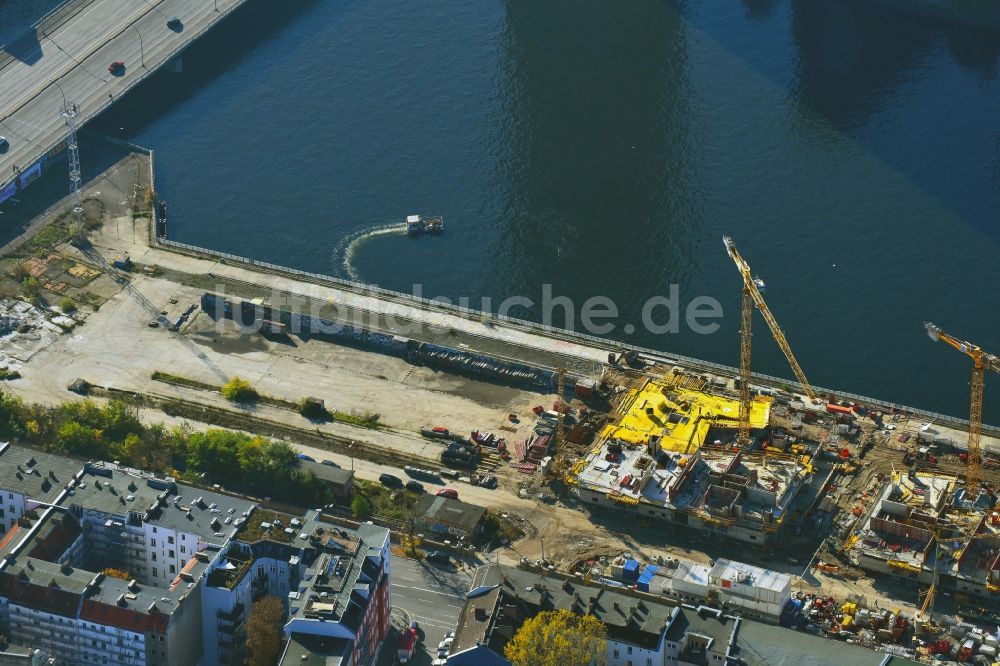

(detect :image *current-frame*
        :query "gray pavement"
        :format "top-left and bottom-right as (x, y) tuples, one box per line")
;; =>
(0, 0), (245, 194)
(385, 556), (474, 665)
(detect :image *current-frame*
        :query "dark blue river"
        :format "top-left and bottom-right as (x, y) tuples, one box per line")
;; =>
(14, 0), (1000, 421)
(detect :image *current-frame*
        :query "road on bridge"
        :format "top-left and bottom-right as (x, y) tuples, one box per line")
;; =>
(0, 0), (244, 198)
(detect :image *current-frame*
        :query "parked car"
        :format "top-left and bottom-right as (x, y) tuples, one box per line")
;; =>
(436, 488), (458, 499)
(108, 60), (125, 75)
(166, 16), (183, 31)
(405, 480), (425, 493)
(379, 473), (403, 488)
(0, 136), (8, 153)
(296, 453), (316, 462)
(320, 460), (341, 468)
(426, 550), (449, 564)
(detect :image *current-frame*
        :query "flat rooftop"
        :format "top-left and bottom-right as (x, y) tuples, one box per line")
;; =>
(0, 505), (213, 610)
(233, 509), (305, 545)
(279, 634), (351, 666)
(733, 616), (888, 666)
(0, 442), (82, 505)
(67, 462), (257, 544)
(710, 559), (790, 595)
(286, 512), (389, 627)
(414, 494), (486, 534)
(459, 564), (676, 652)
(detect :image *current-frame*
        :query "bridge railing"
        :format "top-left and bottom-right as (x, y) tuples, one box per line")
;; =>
(154, 236), (1000, 437)
(0, 0), (101, 73)
(1, 0), (246, 193)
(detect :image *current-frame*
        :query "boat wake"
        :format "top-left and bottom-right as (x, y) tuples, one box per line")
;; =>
(333, 221), (407, 281)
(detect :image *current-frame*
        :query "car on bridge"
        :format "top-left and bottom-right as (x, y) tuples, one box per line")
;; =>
(108, 60), (125, 75)
(167, 17), (183, 32)
(0, 136), (7, 153)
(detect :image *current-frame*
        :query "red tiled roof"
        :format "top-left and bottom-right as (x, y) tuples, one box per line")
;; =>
(81, 600), (169, 634)
(0, 573), (80, 617)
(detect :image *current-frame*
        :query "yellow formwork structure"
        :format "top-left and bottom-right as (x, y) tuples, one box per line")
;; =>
(601, 381), (772, 454)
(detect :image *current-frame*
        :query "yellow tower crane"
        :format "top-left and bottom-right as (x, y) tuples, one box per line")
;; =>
(723, 236), (817, 447)
(924, 322), (1000, 498)
(556, 367), (567, 454)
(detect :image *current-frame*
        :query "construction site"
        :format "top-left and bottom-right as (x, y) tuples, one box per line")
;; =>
(565, 373), (818, 545)
(4, 151), (1000, 664)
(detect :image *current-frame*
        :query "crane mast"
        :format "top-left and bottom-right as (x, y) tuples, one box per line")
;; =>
(925, 322), (1000, 497)
(724, 236), (816, 446)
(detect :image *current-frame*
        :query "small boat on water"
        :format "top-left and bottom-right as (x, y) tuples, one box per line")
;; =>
(406, 214), (444, 236)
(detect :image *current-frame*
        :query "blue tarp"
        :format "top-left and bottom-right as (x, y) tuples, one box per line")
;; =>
(623, 559), (640, 581)
(636, 565), (659, 591)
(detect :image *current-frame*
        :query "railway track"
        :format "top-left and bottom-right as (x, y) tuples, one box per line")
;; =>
(92, 386), (455, 472)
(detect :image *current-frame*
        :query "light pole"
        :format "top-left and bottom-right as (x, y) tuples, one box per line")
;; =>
(349, 441), (355, 471)
(52, 79), (68, 110)
(131, 24), (145, 68)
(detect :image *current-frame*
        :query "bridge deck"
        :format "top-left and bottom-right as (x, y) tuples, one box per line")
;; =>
(0, 0), (246, 198)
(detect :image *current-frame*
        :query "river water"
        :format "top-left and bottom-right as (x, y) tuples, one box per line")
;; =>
(16, 0), (1000, 420)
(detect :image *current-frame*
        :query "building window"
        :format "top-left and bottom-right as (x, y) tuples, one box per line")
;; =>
(150, 538), (156, 547)
(152, 568), (157, 577)
(168, 536), (174, 544)
(169, 550), (174, 558)
(647, 660), (652, 666)
(180, 546), (185, 554)
(627, 646), (632, 654)
(169, 565), (175, 574)
(151, 553), (156, 562)
(152, 527), (157, 534)
(614, 650), (619, 659)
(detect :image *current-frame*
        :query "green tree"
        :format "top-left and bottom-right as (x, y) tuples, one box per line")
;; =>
(0, 390), (28, 439)
(351, 494), (372, 519)
(245, 596), (284, 666)
(221, 376), (258, 403)
(504, 609), (607, 666)
(56, 421), (100, 456)
(123, 430), (169, 472)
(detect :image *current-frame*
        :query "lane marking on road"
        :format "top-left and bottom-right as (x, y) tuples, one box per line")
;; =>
(393, 583), (465, 598)
(405, 614), (457, 628)
(1, 0), (166, 119)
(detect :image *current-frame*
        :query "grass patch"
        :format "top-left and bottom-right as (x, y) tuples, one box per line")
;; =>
(331, 410), (380, 428)
(354, 479), (420, 523)
(151, 371), (217, 391)
(152, 371), (381, 428)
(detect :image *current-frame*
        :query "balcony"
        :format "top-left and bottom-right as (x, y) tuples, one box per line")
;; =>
(217, 603), (246, 635)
